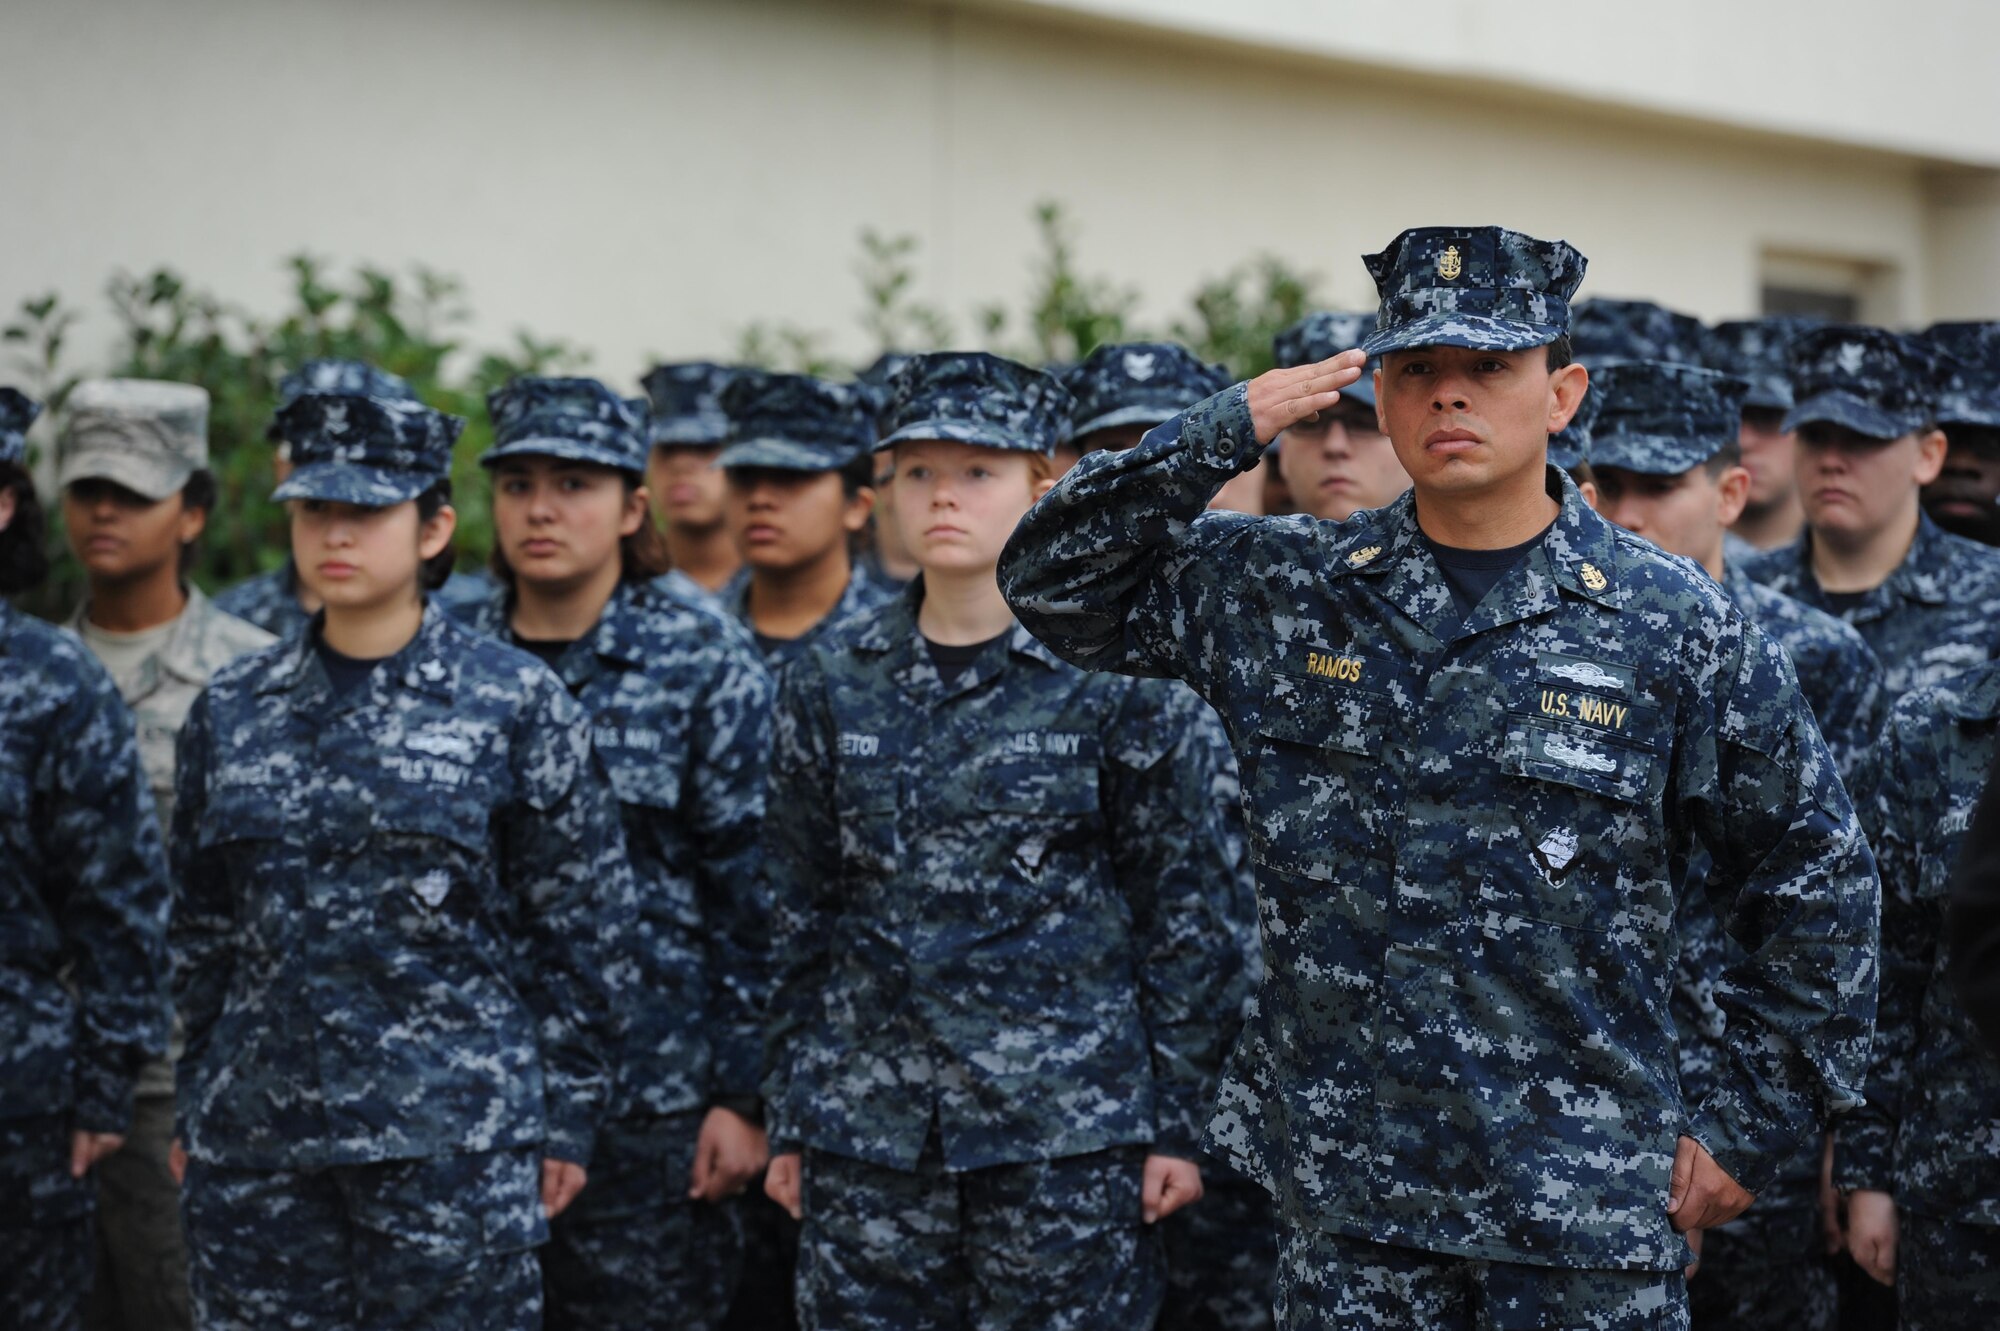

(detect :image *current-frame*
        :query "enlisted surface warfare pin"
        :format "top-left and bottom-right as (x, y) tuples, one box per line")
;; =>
(1347, 545), (1383, 568)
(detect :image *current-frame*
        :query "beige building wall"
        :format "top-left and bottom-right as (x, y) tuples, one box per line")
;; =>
(0, 0), (1990, 394)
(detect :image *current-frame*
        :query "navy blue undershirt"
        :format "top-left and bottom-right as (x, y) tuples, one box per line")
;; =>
(925, 632), (1009, 687)
(1421, 528), (1549, 625)
(313, 635), (390, 700)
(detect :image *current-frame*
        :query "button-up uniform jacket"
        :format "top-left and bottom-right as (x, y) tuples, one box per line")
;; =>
(761, 584), (1240, 1173)
(996, 386), (1879, 1272)
(1835, 660), (2000, 1222)
(169, 603), (627, 1169)
(1742, 510), (2000, 700)
(455, 577), (774, 1118)
(1, 600), (171, 1133)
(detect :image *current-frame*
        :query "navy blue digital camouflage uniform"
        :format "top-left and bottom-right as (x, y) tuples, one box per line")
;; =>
(1833, 661), (2000, 1330)
(998, 227), (1881, 1331)
(763, 352), (1240, 1330)
(171, 391), (628, 1330)
(463, 376), (777, 1330)
(1742, 324), (2000, 698)
(215, 360), (491, 634)
(3, 387), (172, 1331)
(1060, 342), (1277, 1331)
(1589, 359), (1881, 1331)
(716, 370), (895, 668)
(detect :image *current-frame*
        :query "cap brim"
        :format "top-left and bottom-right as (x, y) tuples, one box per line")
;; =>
(478, 436), (642, 474)
(272, 462), (435, 506)
(650, 418), (730, 446)
(717, 437), (849, 472)
(1740, 378), (1793, 412)
(1588, 434), (1719, 476)
(876, 419), (1049, 454)
(1782, 392), (1924, 439)
(1936, 393), (2000, 428)
(1361, 314), (1562, 357)
(1068, 404), (1179, 439)
(56, 449), (190, 501)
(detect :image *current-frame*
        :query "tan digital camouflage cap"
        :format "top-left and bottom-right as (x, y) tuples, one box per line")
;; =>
(58, 378), (210, 501)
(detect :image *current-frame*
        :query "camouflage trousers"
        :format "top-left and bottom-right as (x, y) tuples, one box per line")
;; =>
(1159, 1160), (1277, 1331)
(797, 1137), (1163, 1330)
(181, 1146), (546, 1330)
(85, 1091), (192, 1331)
(0, 1113), (97, 1331)
(1273, 1222), (1688, 1330)
(1898, 1210), (2000, 1331)
(1686, 1204), (1835, 1331)
(543, 1111), (742, 1331)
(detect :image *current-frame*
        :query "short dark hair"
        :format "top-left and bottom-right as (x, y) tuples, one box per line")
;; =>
(489, 472), (669, 589)
(0, 463), (50, 594)
(178, 468), (218, 577)
(840, 451), (877, 498)
(1702, 439), (1744, 477)
(1545, 335), (1574, 372)
(415, 480), (457, 593)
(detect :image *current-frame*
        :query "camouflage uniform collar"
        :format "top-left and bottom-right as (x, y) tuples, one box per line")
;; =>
(1788, 510), (1953, 611)
(1719, 559), (1761, 614)
(1343, 466), (1625, 615)
(579, 579), (657, 672)
(258, 599), (463, 702)
(851, 576), (1059, 672)
(65, 583), (227, 695)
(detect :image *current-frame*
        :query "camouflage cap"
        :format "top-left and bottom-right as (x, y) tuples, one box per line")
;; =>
(1548, 382), (1601, 472)
(1702, 317), (1820, 412)
(1784, 324), (1937, 439)
(877, 351), (1073, 456)
(1359, 226), (1587, 357)
(1570, 298), (1706, 366)
(271, 393), (465, 506)
(641, 362), (740, 447)
(0, 387), (38, 467)
(1588, 361), (1750, 477)
(716, 371), (875, 472)
(58, 379), (210, 501)
(267, 358), (420, 442)
(852, 352), (914, 417)
(1061, 342), (1230, 441)
(1925, 322), (2000, 428)
(480, 376), (651, 475)
(1274, 312), (1380, 407)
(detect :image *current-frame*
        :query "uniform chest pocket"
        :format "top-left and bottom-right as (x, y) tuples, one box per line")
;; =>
(373, 798), (492, 940)
(833, 758), (901, 880)
(594, 715), (687, 814)
(1486, 719), (1668, 934)
(198, 790), (297, 948)
(1244, 669), (1393, 883)
(977, 755), (1102, 880)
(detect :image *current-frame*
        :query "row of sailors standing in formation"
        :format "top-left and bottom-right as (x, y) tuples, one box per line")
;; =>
(6, 221), (2000, 1330)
